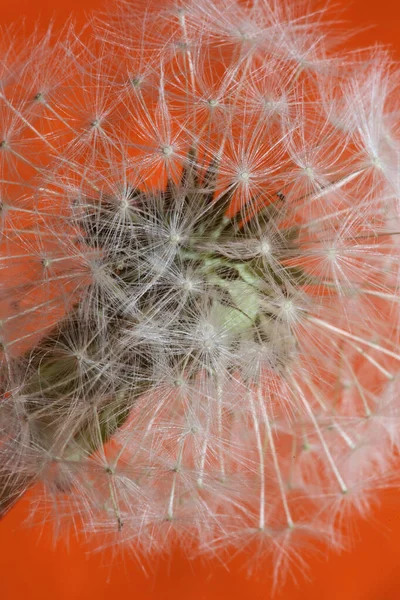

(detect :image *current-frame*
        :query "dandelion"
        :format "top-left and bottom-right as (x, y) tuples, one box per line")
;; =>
(1, 0), (400, 585)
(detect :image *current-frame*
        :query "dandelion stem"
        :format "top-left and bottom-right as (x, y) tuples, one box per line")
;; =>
(308, 316), (400, 362)
(290, 376), (348, 494)
(257, 387), (294, 529)
(248, 390), (266, 530)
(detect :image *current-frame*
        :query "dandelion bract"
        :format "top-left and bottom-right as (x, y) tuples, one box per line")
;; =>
(1, 0), (400, 582)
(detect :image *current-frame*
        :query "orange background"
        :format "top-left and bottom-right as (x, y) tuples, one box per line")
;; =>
(1, 1), (400, 599)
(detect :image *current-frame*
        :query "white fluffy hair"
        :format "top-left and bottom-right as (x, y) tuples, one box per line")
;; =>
(0, 0), (400, 585)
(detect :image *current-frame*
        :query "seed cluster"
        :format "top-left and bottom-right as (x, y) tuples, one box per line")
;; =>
(0, 0), (400, 580)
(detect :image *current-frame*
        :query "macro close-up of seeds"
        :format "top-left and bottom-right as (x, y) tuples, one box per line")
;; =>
(0, 0), (400, 584)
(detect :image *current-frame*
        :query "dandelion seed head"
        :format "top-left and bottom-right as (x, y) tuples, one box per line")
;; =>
(257, 239), (272, 257)
(161, 145), (174, 156)
(207, 98), (219, 108)
(238, 170), (251, 182)
(0, 0), (400, 585)
(33, 92), (45, 103)
(129, 76), (142, 89)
